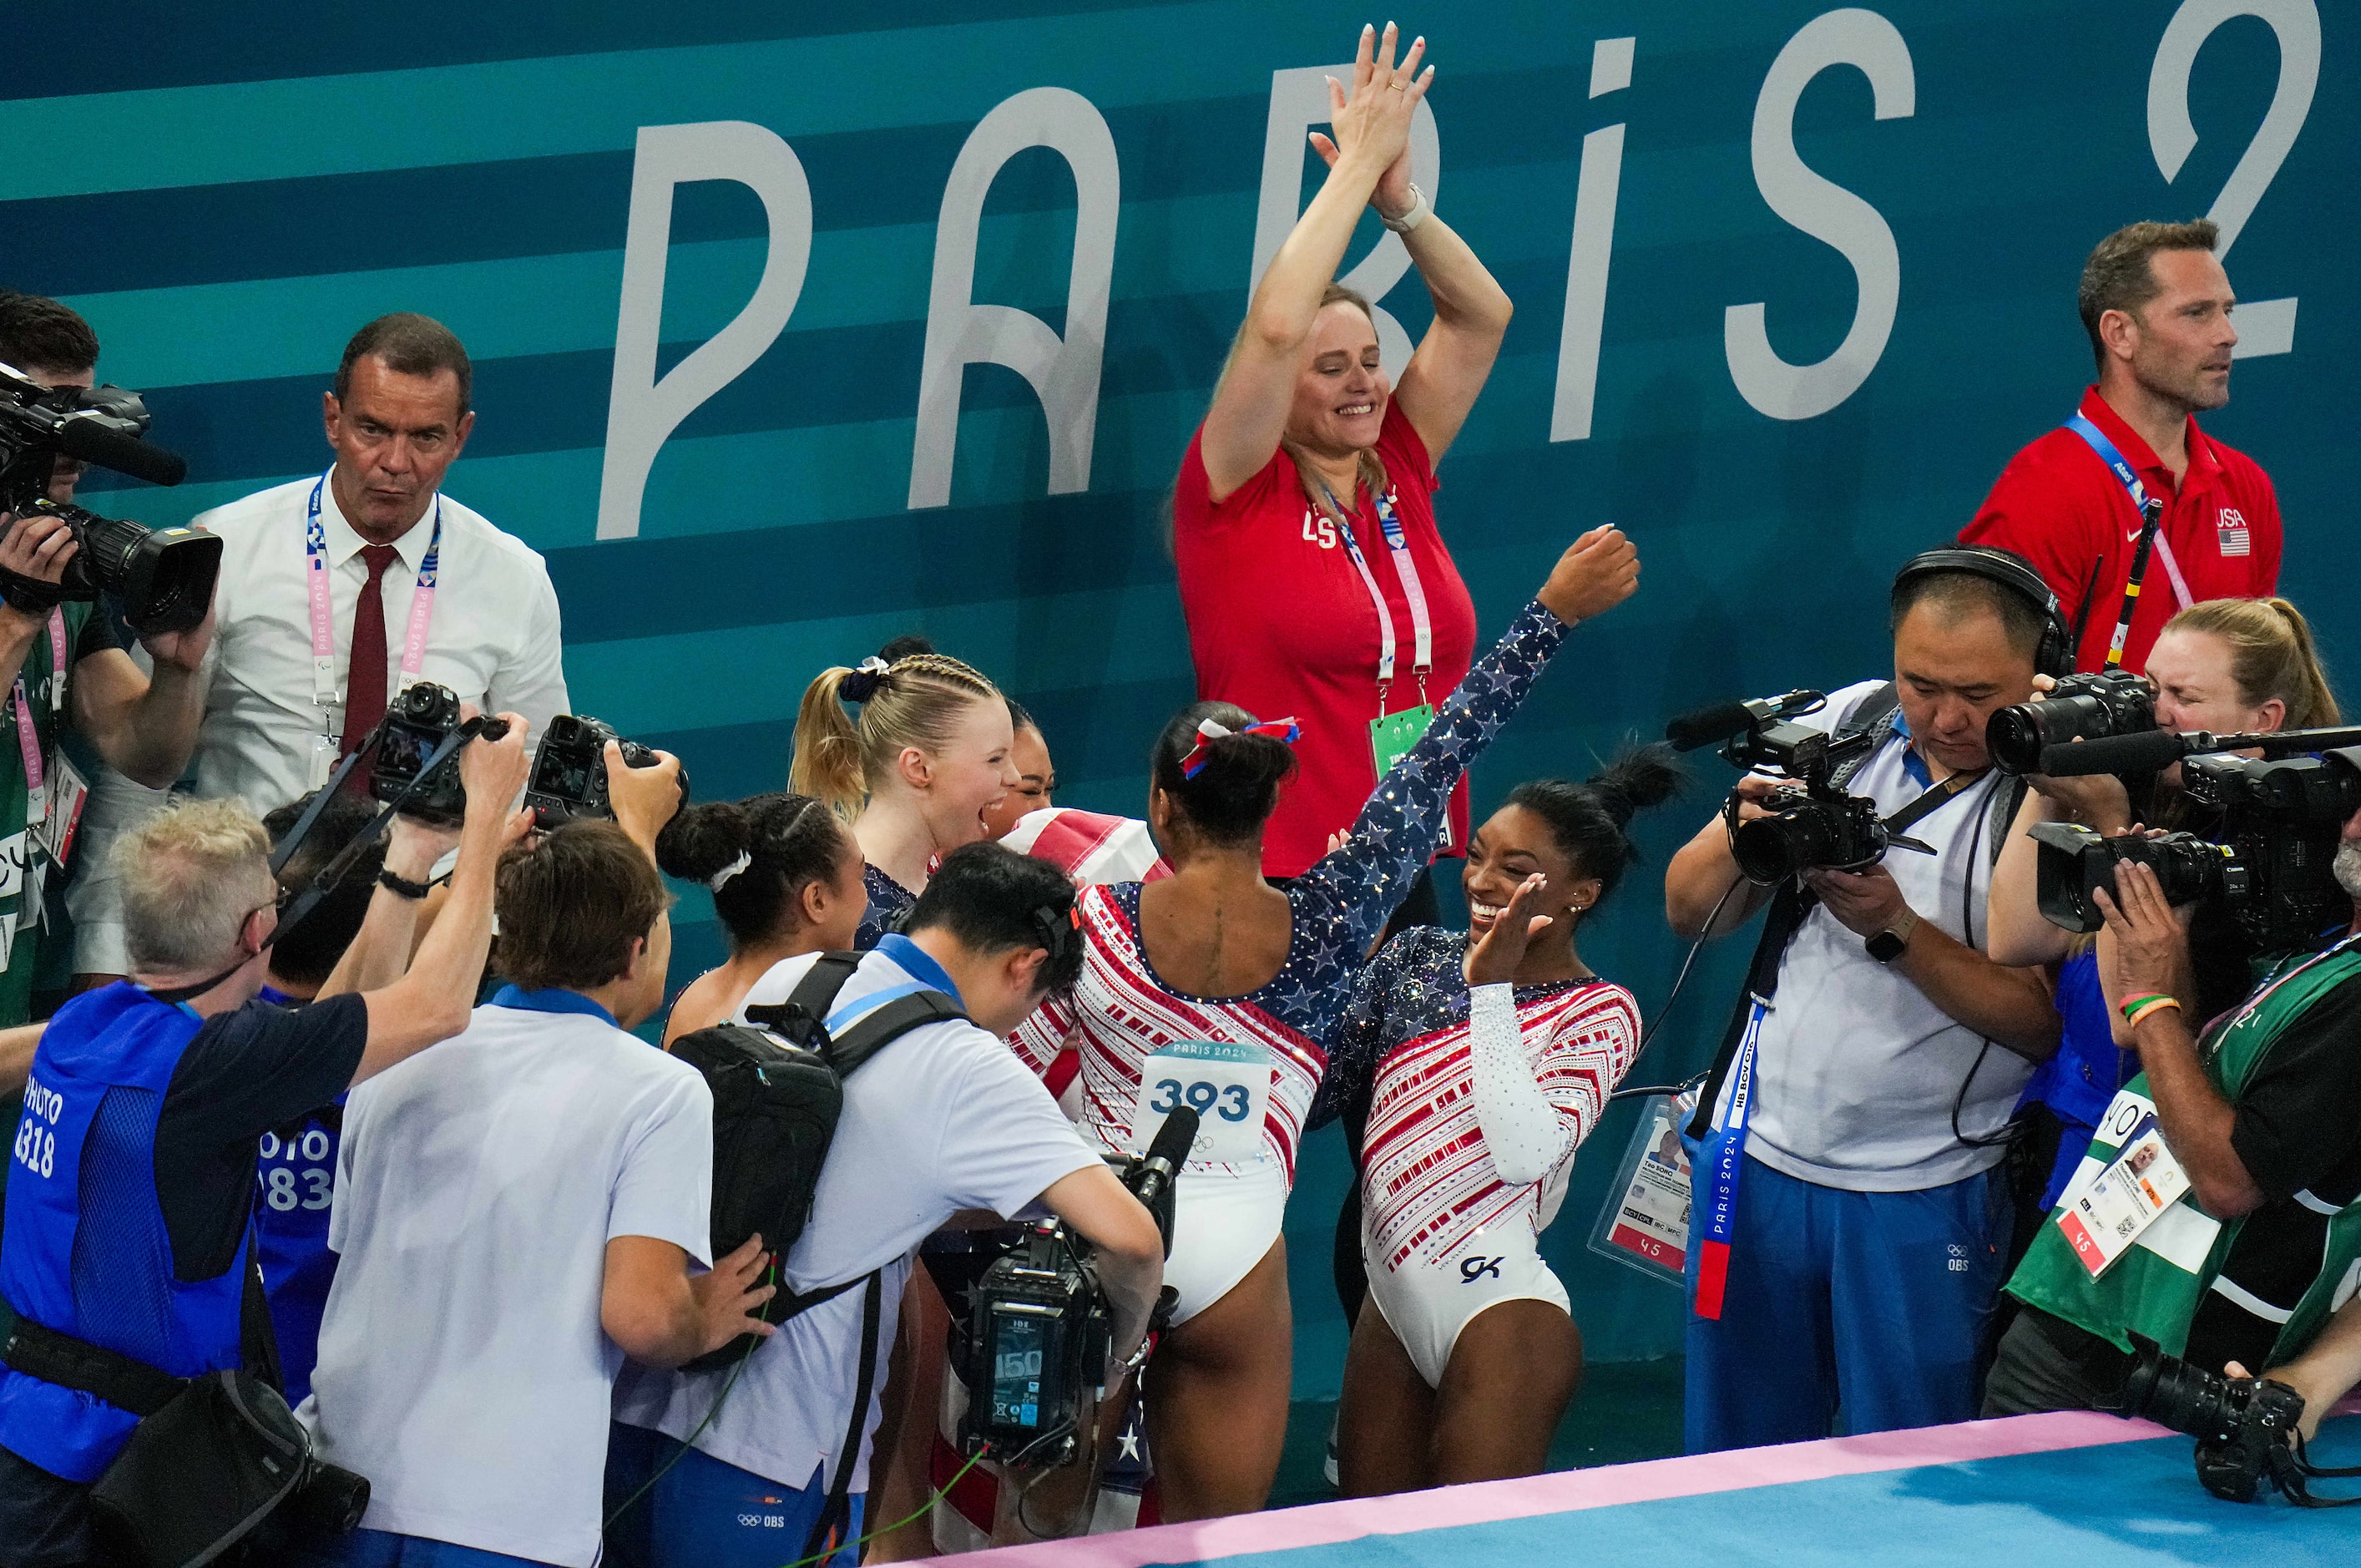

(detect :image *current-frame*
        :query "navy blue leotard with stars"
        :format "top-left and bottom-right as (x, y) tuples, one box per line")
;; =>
(1014, 599), (1573, 1177)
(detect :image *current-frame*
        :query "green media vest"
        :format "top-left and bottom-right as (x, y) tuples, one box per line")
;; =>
(0, 601), (92, 1028)
(2008, 933), (2361, 1365)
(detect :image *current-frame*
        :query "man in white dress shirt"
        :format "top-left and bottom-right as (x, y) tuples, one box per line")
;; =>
(69, 314), (569, 982)
(192, 312), (569, 809)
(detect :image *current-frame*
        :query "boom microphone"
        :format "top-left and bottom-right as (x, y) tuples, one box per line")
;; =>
(1666, 690), (1824, 752)
(55, 415), (186, 487)
(2037, 729), (2204, 777)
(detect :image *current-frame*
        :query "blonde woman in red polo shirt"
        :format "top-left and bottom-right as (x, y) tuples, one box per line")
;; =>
(1175, 20), (1511, 909)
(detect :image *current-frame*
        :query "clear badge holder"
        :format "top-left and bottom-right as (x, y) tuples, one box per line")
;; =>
(1586, 1094), (1694, 1287)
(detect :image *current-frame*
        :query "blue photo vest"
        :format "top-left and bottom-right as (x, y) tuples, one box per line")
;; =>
(247, 984), (342, 1410)
(0, 984), (250, 1482)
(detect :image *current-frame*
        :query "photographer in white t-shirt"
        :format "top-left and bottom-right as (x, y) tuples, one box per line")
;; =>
(299, 751), (772, 1568)
(610, 842), (1164, 1568)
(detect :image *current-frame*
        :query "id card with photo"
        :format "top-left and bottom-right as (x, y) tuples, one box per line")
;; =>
(2057, 1111), (2192, 1278)
(1588, 1095), (1693, 1287)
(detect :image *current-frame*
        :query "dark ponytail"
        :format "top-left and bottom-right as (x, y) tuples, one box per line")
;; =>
(1150, 701), (1298, 847)
(1504, 742), (1686, 907)
(655, 791), (852, 951)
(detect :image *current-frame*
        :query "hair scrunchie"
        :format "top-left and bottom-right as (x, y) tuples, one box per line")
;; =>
(840, 655), (892, 705)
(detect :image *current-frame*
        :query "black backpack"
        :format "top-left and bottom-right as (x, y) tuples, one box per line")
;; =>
(668, 951), (966, 1373)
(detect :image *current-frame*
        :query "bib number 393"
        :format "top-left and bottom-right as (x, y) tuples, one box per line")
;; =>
(1129, 1040), (1272, 1166)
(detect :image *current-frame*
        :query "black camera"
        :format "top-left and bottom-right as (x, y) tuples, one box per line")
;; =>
(2026, 822), (2243, 933)
(0, 362), (219, 635)
(956, 1108), (1191, 1469)
(523, 714), (675, 828)
(369, 682), (508, 826)
(2031, 746), (2360, 949)
(1720, 716), (1887, 884)
(1988, 670), (2156, 776)
(2115, 1338), (2359, 1505)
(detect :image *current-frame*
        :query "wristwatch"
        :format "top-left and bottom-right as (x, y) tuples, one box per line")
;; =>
(1865, 908), (1919, 964)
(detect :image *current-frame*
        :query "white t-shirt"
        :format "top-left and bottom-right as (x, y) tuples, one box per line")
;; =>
(614, 940), (1101, 1491)
(1733, 679), (2036, 1191)
(301, 995), (712, 1567)
(189, 472), (569, 817)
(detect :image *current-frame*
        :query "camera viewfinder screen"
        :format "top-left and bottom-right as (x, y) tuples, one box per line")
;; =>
(986, 1312), (1058, 1429)
(533, 755), (594, 799)
(377, 724), (435, 777)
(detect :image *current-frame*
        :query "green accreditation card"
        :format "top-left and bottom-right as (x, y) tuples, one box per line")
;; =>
(1370, 704), (1435, 780)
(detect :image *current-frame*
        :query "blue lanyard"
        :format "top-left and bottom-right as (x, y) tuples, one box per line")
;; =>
(1691, 999), (1765, 1320)
(2064, 412), (2152, 515)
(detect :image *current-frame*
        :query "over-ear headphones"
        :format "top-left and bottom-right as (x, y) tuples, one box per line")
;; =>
(1890, 546), (2076, 680)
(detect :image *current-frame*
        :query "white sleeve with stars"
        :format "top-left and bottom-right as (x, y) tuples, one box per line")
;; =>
(1468, 982), (1572, 1186)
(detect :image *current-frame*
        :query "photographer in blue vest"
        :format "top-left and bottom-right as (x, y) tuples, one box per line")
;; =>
(1661, 549), (2066, 1451)
(0, 715), (531, 1566)
(1985, 806), (2361, 1416)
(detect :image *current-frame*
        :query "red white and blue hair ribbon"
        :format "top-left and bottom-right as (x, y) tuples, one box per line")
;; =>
(1179, 716), (1300, 779)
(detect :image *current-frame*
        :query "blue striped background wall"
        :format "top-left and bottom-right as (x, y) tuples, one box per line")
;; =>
(21, 1), (2356, 1385)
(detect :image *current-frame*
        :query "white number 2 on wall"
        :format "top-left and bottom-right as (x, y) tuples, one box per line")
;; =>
(2149, 0), (2318, 359)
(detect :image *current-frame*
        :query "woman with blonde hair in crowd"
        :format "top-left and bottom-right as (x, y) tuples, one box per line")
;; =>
(790, 644), (1019, 947)
(1989, 594), (2339, 1215)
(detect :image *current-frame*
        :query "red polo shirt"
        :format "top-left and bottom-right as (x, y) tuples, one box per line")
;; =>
(1173, 401), (1479, 878)
(1960, 387), (2280, 672)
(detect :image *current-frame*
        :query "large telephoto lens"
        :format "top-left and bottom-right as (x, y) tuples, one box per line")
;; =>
(1986, 672), (2157, 776)
(58, 507), (221, 635)
(2029, 821), (2237, 933)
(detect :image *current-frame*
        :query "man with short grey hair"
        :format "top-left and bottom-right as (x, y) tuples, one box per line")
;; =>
(0, 716), (533, 1565)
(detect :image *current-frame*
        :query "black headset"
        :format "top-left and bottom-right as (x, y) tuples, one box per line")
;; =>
(1889, 546), (2076, 680)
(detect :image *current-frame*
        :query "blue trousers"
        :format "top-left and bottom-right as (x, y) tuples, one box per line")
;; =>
(302, 1528), (554, 1566)
(1684, 1154), (2010, 1453)
(604, 1420), (865, 1568)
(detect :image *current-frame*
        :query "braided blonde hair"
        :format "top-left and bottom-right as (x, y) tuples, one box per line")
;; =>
(790, 651), (1004, 822)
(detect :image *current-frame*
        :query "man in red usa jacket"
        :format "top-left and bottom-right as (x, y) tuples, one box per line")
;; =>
(1961, 220), (2279, 673)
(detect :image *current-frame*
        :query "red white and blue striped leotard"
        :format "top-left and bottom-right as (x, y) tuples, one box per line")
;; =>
(1325, 926), (1640, 1271)
(1012, 599), (1575, 1179)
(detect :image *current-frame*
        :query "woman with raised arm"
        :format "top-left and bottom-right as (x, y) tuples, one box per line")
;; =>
(654, 792), (868, 1042)
(1988, 595), (2338, 1213)
(1013, 524), (1640, 1519)
(1318, 750), (1683, 1495)
(1175, 20), (1512, 913)
(789, 646), (1019, 948)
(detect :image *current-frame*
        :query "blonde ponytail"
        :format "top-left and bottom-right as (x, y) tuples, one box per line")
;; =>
(789, 667), (869, 822)
(788, 652), (1004, 825)
(2162, 596), (2341, 730)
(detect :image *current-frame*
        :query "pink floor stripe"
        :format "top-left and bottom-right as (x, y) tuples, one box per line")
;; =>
(923, 1411), (2170, 1567)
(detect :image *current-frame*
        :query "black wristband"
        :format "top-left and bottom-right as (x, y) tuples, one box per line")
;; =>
(377, 868), (434, 901)
(0, 567), (65, 616)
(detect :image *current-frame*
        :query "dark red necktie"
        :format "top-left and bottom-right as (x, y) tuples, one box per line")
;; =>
(337, 544), (402, 783)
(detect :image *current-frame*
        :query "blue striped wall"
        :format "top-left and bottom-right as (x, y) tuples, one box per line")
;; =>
(23, 1), (2356, 1383)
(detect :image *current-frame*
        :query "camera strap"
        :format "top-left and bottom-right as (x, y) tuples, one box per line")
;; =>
(804, 1271), (884, 1563)
(1687, 685), (1902, 1139)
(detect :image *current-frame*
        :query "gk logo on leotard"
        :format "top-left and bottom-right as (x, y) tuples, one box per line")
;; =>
(1459, 1256), (1504, 1283)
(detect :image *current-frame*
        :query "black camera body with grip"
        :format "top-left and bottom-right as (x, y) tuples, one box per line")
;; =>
(2116, 1338), (2359, 1505)
(523, 713), (674, 828)
(1987, 670), (2157, 776)
(957, 1107), (1192, 1469)
(2031, 746), (2361, 949)
(368, 682), (508, 826)
(0, 363), (218, 635)
(1720, 716), (1886, 884)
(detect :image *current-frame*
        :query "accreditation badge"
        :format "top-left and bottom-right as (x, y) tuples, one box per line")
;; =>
(32, 750), (87, 872)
